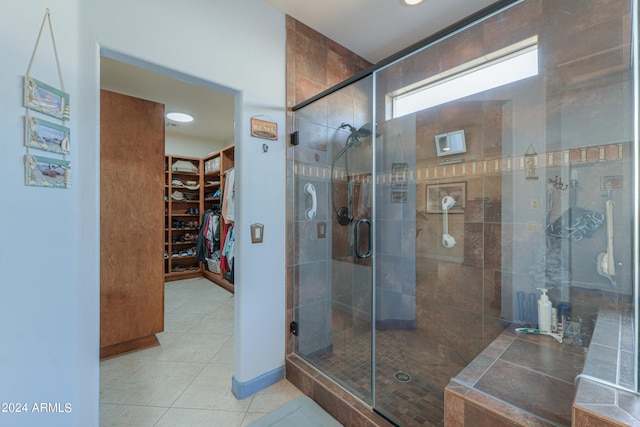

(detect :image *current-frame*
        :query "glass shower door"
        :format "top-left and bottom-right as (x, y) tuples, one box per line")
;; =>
(291, 76), (375, 404)
(291, 1), (637, 426)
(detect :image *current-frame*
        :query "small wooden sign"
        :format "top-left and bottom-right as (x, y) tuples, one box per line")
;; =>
(251, 118), (277, 140)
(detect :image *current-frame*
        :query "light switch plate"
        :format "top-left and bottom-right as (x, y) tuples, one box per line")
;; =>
(251, 223), (264, 243)
(317, 221), (326, 239)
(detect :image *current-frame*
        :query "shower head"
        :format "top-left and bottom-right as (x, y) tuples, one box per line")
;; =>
(340, 122), (372, 139)
(355, 122), (372, 138)
(330, 122), (373, 226)
(340, 122), (373, 148)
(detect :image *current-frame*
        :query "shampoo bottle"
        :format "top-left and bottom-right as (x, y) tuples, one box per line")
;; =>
(537, 288), (552, 332)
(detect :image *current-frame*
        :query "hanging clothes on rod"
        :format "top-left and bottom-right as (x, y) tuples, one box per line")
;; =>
(196, 208), (221, 263)
(221, 168), (235, 223)
(220, 223), (234, 271)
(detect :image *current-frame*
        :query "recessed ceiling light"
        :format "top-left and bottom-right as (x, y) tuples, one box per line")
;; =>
(166, 112), (194, 123)
(401, 0), (424, 6)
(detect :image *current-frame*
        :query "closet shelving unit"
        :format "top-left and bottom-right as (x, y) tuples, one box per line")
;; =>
(202, 145), (235, 293)
(165, 155), (203, 281)
(163, 146), (235, 292)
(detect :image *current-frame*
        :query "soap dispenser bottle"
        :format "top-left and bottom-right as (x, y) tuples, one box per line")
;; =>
(537, 288), (552, 332)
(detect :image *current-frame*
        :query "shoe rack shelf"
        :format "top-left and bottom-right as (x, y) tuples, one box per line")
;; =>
(165, 155), (203, 281)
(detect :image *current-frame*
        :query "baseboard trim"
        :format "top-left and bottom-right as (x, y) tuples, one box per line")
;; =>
(100, 334), (159, 359)
(202, 270), (235, 294)
(232, 365), (285, 399)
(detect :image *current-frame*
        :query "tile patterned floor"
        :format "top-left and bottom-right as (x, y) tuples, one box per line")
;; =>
(100, 278), (303, 427)
(304, 325), (469, 426)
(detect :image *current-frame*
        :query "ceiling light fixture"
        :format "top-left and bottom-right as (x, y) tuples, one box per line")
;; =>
(166, 112), (194, 123)
(401, 0), (424, 6)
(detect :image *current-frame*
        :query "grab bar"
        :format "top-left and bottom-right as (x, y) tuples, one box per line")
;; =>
(442, 196), (456, 248)
(304, 183), (317, 220)
(354, 218), (372, 259)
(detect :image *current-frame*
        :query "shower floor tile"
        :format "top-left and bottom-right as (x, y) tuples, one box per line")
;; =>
(303, 324), (469, 426)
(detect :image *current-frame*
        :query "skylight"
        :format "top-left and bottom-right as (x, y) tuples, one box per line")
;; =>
(389, 37), (539, 119)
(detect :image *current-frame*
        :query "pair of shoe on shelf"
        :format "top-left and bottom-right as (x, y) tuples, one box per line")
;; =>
(183, 233), (197, 243)
(171, 247), (196, 258)
(172, 233), (197, 243)
(172, 264), (199, 272)
(173, 220), (198, 229)
(184, 247), (196, 257)
(186, 208), (199, 215)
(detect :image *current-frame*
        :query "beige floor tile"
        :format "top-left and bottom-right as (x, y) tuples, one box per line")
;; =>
(100, 357), (150, 391)
(154, 332), (231, 363)
(163, 311), (207, 333)
(209, 337), (234, 364)
(100, 278), (303, 427)
(112, 339), (165, 362)
(155, 407), (246, 427)
(248, 379), (305, 412)
(99, 403), (167, 427)
(198, 362), (235, 380)
(101, 361), (206, 406)
(191, 311), (234, 335)
(241, 411), (270, 426)
(172, 377), (253, 411)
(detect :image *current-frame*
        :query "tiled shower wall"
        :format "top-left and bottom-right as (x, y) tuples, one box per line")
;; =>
(374, 0), (633, 362)
(286, 15), (372, 356)
(285, 16), (371, 115)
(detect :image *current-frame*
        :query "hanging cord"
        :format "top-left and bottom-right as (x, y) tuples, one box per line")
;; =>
(26, 9), (65, 92)
(24, 8), (70, 187)
(391, 133), (405, 166)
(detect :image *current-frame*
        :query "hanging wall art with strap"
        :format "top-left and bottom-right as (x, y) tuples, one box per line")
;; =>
(391, 134), (409, 203)
(23, 9), (71, 189)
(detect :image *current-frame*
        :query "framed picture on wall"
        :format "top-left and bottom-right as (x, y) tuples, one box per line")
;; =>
(25, 154), (71, 189)
(391, 162), (409, 190)
(426, 182), (466, 213)
(24, 76), (70, 121)
(391, 191), (408, 204)
(25, 114), (70, 154)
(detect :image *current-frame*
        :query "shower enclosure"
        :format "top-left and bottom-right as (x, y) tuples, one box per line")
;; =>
(290, 0), (638, 425)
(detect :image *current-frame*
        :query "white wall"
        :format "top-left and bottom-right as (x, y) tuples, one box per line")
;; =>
(0, 1), (98, 426)
(0, 0), (286, 425)
(165, 132), (229, 158)
(95, 0), (288, 392)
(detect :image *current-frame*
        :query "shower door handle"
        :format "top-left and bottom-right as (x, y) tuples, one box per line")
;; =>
(354, 218), (372, 259)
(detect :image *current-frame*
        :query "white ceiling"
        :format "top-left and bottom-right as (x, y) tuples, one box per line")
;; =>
(263, 0), (499, 64)
(100, 1), (498, 142)
(100, 57), (235, 143)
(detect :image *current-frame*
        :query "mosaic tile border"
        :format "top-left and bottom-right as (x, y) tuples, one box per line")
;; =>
(294, 142), (626, 184)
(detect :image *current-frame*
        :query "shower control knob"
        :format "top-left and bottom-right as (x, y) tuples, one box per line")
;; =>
(336, 207), (351, 225)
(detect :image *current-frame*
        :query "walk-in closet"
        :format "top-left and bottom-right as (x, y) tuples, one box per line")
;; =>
(99, 56), (235, 358)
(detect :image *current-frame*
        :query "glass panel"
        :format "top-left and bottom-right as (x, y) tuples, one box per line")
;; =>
(292, 76), (375, 404)
(373, 0), (636, 425)
(290, 1), (636, 426)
